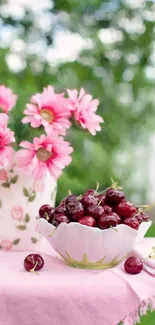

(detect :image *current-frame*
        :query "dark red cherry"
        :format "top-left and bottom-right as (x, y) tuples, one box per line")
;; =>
(83, 189), (96, 196)
(98, 213), (120, 229)
(124, 217), (139, 230)
(66, 201), (84, 221)
(81, 195), (98, 208)
(24, 254), (44, 272)
(103, 205), (113, 214)
(39, 204), (54, 222)
(52, 214), (69, 226)
(105, 188), (125, 206)
(55, 204), (66, 215)
(124, 256), (143, 274)
(79, 216), (96, 227)
(116, 201), (137, 219)
(86, 205), (105, 219)
(65, 195), (77, 205)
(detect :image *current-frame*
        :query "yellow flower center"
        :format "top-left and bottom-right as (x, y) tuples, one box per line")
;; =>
(40, 108), (54, 123)
(36, 148), (52, 162)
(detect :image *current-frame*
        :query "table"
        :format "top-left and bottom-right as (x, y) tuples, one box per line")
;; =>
(0, 238), (155, 325)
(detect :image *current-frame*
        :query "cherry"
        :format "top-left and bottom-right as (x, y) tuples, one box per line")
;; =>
(52, 214), (69, 226)
(39, 204), (54, 222)
(135, 212), (143, 223)
(124, 217), (139, 230)
(98, 213), (120, 229)
(142, 214), (149, 222)
(66, 201), (84, 221)
(81, 195), (98, 208)
(105, 188), (125, 206)
(55, 204), (66, 215)
(86, 205), (105, 219)
(24, 254), (44, 272)
(65, 195), (77, 205)
(79, 216), (96, 227)
(103, 205), (113, 214)
(116, 201), (137, 219)
(134, 211), (149, 223)
(124, 256), (143, 275)
(83, 189), (96, 196)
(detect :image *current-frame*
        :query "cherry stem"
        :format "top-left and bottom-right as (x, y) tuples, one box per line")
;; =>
(111, 178), (122, 190)
(98, 199), (104, 206)
(136, 205), (150, 209)
(30, 261), (39, 275)
(45, 212), (49, 221)
(93, 182), (100, 197)
(110, 226), (118, 233)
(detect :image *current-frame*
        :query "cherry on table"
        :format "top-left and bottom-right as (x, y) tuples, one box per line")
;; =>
(124, 256), (143, 274)
(24, 254), (44, 273)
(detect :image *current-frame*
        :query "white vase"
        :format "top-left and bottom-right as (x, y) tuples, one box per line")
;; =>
(0, 167), (57, 251)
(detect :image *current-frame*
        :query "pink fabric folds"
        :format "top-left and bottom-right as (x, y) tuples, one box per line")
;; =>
(0, 238), (154, 325)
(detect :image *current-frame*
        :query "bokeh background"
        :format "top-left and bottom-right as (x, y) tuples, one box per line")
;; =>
(0, 1), (155, 323)
(1, 0), (155, 219)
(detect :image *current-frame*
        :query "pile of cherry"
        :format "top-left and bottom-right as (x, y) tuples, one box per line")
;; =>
(39, 185), (150, 230)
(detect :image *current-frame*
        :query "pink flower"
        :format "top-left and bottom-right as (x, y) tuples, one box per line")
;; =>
(16, 132), (73, 181)
(0, 114), (15, 169)
(1, 239), (13, 251)
(0, 85), (17, 114)
(11, 206), (24, 221)
(33, 179), (44, 192)
(22, 86), (71, 135)
(0, 169), (7, 181)
(67, 88), (103, 135)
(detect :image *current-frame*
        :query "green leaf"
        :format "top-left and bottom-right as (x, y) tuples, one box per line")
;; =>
(28, 192), (36, 202)
(0, 200), (2, 208)
(1, 182), (10, 188)
(13, 238), (20, 245)
(16, 225), (27, 230)
(10, 175), (18, 184)
(23, 188), (29, 197)
(31, 237), (38, 244)
(24, 213), (30, 223)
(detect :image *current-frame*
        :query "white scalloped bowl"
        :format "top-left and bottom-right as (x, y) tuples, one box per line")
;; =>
(38, 218), (151, 269)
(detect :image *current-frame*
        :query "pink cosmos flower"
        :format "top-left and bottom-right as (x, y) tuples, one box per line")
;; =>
(11, 206), (24, 221)
(22, 86), (71, 135)
(1, 239), (13, 251)
(0, 169), (8, 181)
(67, 88), (103, 135)
(0, 114), (15, 169)
(16, 132), (73, 181)
(0, 85), (17, 114)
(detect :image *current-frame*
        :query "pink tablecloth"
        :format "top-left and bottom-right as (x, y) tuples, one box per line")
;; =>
(0, 238), (155, 325)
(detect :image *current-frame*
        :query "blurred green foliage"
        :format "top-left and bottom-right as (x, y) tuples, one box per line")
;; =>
(0, 0), (155, 204)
